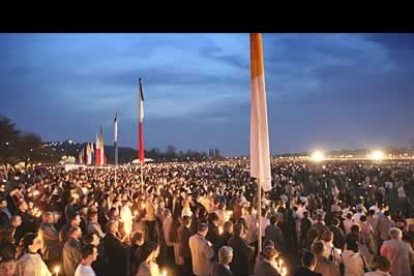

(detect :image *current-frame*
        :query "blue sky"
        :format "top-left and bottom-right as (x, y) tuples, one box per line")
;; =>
(1, 33), (414, 156)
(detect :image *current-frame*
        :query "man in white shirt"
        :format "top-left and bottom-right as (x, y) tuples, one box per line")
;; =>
(74, 244), (98, 276)
(189, 223), (215, 276)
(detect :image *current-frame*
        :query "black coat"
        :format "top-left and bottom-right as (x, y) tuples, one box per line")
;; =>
(206, 223), (220, 247)
(212, 263), (235, 276)
(103, 233), (127, 275)
(228, 236), (253, 276)
(292, 267), (322, 276)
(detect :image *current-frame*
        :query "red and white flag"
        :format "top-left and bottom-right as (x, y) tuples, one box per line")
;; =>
(250, 33), (272, 192)
(100, 125), (105, 166)
(95, 133), (101, 165)
(138, 78), (145, 165)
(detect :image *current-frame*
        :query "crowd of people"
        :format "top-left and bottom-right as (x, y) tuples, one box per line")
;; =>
(0, 159), (414, 276)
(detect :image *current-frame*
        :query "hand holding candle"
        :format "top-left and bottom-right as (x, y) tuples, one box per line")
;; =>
(53, 266), (60, 276)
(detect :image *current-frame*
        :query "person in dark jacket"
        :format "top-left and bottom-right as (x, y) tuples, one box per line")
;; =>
(102, 220), (127, 276)
(228, 223), (254, 276)
(212, 246), (234, 276)
(292, 251), (322, 276)
(14, 201), (36, 244)
(59, 213), (81, 246)
(265, 216), (285, 252)
(0, 198), (11, 229)
(218, 221), (233, 249)
(329, 217), (346, 250)
(177, 216), (192, 276)
(206, 212), (220, 253)
(299, 211), (312, 247)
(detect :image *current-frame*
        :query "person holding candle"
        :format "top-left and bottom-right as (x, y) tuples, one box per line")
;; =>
(16, 233), (52, 276)
(253, 245), (281, 276)
(135, 241), (161, 276)
(62, 226), (82, 276)
(38, 212), (60, 270)
(87, 211), (105, 240)
(189, 223), (215, 276)
(102, 220), (127, 276)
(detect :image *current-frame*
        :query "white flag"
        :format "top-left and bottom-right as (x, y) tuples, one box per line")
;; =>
(250, 33), (272, 192)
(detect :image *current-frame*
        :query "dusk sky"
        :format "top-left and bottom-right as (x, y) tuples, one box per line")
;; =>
(1, 33), (414, 156)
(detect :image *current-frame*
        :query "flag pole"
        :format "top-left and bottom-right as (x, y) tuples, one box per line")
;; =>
(258, 178), (262, 253)
(114, 109), (118, 186)
(250, 33), (271, 255)
(138, 77), (145, 190)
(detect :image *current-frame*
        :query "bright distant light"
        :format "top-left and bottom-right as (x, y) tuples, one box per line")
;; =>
(310, 151), (325, 162)
(370, 150), (385, 160)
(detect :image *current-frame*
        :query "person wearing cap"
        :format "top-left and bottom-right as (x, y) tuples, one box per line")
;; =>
(38, 211), (60, 269)
(189, 223), (214, 276)
(212, 246), (234, 276)
(380, 227), (414, 276)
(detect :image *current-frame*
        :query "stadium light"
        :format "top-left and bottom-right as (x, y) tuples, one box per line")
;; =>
(310, 151), (325, 162)
(370, 150), (385, 161)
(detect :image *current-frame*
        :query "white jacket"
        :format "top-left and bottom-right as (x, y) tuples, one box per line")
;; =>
(17, 252), (52, 276)
(189, 234), (214, 276)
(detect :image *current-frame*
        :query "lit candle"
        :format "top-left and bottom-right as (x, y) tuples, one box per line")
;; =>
(53, 266), (60, 276)
(281, 266), (287, 276)
(219, 226), (223, 235)
(278, 259), (283, 269)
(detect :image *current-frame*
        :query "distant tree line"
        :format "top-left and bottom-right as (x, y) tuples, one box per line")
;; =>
(104, 145), (223, 164)
(0, 116), (224, 167)
(0, 116), (60, 169)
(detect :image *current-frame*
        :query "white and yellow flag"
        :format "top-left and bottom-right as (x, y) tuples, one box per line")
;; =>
(250, 33), (272, 192)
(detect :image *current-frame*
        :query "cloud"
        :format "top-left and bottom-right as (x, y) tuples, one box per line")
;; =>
(0, 33), (413, 155)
